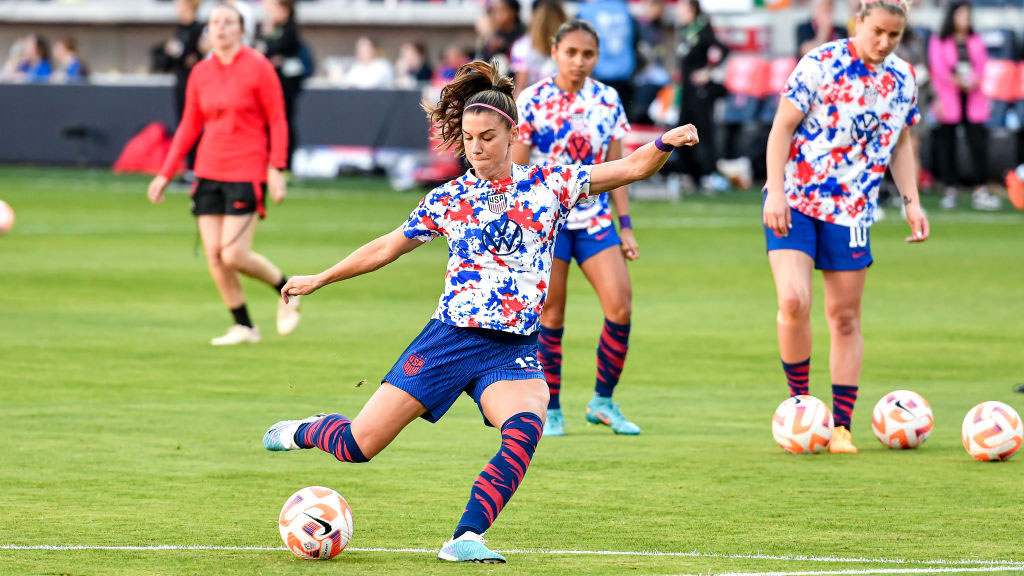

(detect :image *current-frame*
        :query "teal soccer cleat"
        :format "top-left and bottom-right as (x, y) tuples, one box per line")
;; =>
(543, 408), (566, 437)
(262, 413), (326, 451)
(437, 532), (506, 563)
(585, 396), (641, 435)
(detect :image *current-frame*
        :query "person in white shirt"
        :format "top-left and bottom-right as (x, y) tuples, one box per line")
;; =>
(341, 36), (394, 89)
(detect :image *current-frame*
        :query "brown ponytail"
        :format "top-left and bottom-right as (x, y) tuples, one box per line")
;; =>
(422, 60), (517, 157)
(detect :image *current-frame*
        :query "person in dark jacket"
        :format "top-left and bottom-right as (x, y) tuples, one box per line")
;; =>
(672, 0), (728, 192)
(156, 0), (205, 171)
(258, 0), (307, 170)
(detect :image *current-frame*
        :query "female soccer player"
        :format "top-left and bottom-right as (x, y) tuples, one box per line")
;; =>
(262, 60), (697, 563)
(148, 3), (301, 346)
(511, 19), (639, 437)
(763, 0), (928, 454)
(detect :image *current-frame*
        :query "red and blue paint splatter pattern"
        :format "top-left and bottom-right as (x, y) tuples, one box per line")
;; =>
(403, 163), (592, 335)
(516, 77), (629, 233)
(783, 39), (919, 227)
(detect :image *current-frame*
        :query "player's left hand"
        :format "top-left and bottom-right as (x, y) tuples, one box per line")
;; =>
(904, 203), (929, 243)
(281, 274), (324, 303)
(662, 124), (699, 148)
(620, 227), (639, 261)
(268, 167), (287, 205)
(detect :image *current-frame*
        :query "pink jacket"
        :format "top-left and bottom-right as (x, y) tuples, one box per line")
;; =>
(928, 34), (990, 125)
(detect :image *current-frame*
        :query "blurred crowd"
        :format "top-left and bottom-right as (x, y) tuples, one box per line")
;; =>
(5, 0), (1024, 206)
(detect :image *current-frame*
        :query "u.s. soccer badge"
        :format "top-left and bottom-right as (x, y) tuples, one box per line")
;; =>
(864, 85), (879, 107)
(487, 192), (508, 214)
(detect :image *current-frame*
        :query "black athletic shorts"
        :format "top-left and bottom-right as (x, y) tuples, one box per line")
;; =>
(191, 178), (266, 218)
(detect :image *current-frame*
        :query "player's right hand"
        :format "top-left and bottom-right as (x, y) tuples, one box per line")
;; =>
(147, 175), (169, 204)
(281, 274), (323, 303)
(763, 189), (791, 237)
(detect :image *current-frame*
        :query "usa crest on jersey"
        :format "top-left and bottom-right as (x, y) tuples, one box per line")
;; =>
(487, 192), (508, 214)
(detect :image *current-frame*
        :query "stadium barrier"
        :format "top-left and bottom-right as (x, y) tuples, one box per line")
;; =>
(0, 83), (427, 166)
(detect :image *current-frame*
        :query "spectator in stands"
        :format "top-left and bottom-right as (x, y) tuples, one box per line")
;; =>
(475, 0), (525, 70)
(577, 0), (637, 113)
(155, 0), (205, 175)
(51, 37), (88, 83)
(670, 0), (729, 193)
(797, 0), (843, 58)
(341, 37), (394, 89)
(510, 0), (566, 96)
(632, 0), (671, 124)
(258, 0), (307, 170)
(433, 43), (473, 86)
(929, 0), (1001, 210)
(395, 41), (433, 89)
(1, 35), (52, 83)
(224, 0), (258, 46)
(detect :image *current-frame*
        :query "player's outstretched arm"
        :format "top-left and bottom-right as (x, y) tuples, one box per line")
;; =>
(890, 129), (929, 243)
(281, 227), (423, 302)
(589, 124), (698, 195)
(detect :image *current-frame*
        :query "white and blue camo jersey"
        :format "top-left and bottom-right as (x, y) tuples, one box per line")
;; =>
(517, 77), (629, 232)
(783, 39), (919, 227)
(403, 163), (592, 335)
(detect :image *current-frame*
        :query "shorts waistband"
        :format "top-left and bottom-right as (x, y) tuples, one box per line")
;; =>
(463, 325), (539, 346)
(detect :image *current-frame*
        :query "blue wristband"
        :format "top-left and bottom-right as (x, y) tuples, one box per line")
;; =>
(654, 136), (673, 153)
(618, 215), (632, 229)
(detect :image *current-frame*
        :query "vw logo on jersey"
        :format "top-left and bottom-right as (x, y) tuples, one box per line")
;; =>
(487, 192), (508, 214)
(852, 111), (880, 141)
(482, 218), (523, 256)
(566, 133), (593, 163)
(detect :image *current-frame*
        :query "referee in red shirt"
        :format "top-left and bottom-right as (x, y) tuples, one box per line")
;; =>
(148, 3), (300, 346)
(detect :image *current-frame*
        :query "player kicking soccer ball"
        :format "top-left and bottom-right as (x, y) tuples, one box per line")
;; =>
(263, 60), (697, 562)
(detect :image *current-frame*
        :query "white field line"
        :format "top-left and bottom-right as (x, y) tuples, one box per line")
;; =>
(663, 566), (1024, 576)
(1, 544), (1022, 568)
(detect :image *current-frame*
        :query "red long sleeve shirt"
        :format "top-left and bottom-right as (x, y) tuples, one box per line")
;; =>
(160, 47), (288, 182)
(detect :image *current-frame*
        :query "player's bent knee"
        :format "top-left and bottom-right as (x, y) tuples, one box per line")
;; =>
(219, 248), (246, 270)
(777, 294), (811, 320)
(828, 310), (860, 337)
(606, 301), (632, 324)
(541, 306), (565, 328)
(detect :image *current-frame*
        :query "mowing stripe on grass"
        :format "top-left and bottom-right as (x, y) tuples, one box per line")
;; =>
(1, 545), (1021, 568)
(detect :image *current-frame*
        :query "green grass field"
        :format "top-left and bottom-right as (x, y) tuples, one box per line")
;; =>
(1, 167), (1023, 576)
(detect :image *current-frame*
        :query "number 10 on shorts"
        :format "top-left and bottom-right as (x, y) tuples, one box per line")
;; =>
(848, 226), (868, 248)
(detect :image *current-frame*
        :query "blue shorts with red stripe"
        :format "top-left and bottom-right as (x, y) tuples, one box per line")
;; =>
(383, 319), (544, 426)
(764, 205), (873, 271)
(553, 222), (621, 264)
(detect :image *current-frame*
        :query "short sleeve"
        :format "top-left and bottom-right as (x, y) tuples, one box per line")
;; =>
(611, 97), (631, 141)
(516, 90), (535, 144)
(403, 191), (445, 242)
(783, 51), (825, 114)
(904, 69), (921, 128)
(545, 165), (593, 210)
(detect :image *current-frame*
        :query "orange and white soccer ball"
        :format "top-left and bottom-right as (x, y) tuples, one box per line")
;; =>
(961, 401), (1023, 462)
(871, 390), (934, 449)
(279, 486), (354, 560)
(772, 395), (833, 454)
(0, 200), (13, 235)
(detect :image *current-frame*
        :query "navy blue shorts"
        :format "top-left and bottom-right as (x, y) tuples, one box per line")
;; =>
(383, 320), (544, 425)
(553, 223), (621, 264)
(764, 206), (873, 271)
